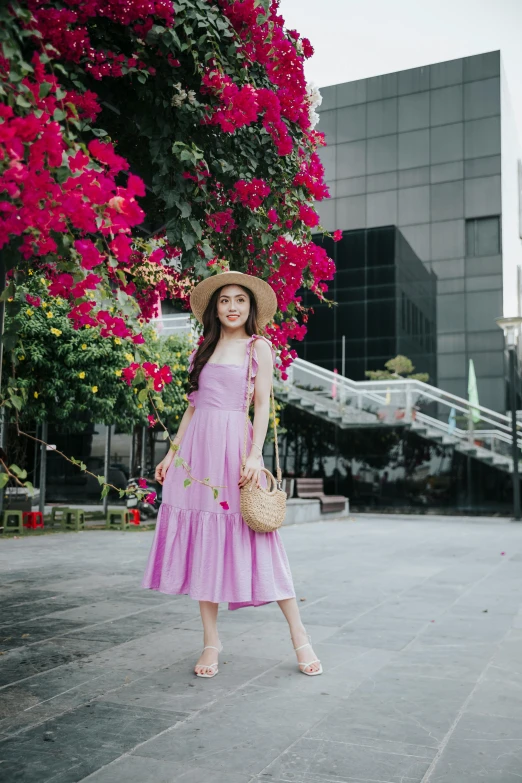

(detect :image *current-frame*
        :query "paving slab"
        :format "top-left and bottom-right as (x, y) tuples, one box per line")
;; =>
(0, 513), (521, 782)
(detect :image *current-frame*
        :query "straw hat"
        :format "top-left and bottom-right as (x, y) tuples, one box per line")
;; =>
(190, 271), (277, 328)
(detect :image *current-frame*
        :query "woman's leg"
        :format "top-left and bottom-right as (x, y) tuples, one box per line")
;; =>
(277, 597), (321, 674)
(194, 600), (221, 676)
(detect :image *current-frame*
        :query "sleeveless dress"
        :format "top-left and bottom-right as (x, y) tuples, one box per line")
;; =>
(141, 334), (296, 610)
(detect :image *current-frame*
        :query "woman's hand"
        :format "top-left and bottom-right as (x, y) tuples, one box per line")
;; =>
(155, 452), (174, 484)
(238, 454), (262, 490)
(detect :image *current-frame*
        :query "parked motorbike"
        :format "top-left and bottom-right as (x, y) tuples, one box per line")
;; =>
(126, 476), (161, 519)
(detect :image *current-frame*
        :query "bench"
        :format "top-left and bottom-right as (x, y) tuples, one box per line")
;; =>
(295, 478), (346, 514)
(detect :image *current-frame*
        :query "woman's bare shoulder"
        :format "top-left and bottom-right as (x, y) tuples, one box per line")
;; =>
(253, 336), (273, 358)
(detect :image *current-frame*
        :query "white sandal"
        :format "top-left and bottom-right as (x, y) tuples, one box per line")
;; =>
(194, 643), (223, 678)
(293, 635), (323, 676)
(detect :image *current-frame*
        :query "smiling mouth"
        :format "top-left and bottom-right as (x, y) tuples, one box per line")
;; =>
(227, 315), (239, 320)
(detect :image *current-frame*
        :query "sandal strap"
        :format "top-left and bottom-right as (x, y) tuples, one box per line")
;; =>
(202, 645), (221, 652)
(294, 642), (312, 652)
(197, 662), (218, 670)
(299, 659), (320, 667)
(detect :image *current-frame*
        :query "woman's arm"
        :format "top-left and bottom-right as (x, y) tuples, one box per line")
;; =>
(238, 338), (273, 490)
(155, 403), (195, 483)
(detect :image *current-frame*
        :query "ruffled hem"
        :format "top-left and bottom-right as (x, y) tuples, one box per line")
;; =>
(141, 502), (295, 611)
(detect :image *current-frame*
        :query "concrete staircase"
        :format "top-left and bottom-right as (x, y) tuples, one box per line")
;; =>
(276, 358), (520, 474)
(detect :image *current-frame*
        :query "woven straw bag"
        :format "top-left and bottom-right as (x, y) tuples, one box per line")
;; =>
(240, 340), (286, 533)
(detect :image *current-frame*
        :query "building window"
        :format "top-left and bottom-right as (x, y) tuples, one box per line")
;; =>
(465, 217), (501, 257)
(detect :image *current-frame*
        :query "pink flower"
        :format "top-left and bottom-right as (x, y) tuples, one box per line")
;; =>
(298, 203), (320, 228)
(147, 415), (156, 428)
(75, 239), (104, 270)
(267, 208), (278, 224)
(88, 139), (129, 174)
(333, 229), (343, 242)
(109, 233), (133, 262)
(220, 500), (229, 510)
(25, 294), (41, 307)
(145, 492), (156, 504)
(138, 477), (148, 489)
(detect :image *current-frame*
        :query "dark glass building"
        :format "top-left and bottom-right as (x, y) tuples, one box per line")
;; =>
(314, 50), (522, 412)
(300, 226), (437, 383)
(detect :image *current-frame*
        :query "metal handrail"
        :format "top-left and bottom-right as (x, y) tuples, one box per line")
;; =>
(276, 357), (519, 467)
(289, 357), (520, 434)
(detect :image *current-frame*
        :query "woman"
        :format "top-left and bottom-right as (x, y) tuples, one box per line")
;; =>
(141, 271), (322, 678)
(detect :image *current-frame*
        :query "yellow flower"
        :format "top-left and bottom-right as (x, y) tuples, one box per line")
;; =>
(7, 297), (13, 302)
(46, 311), (53, 319)
(275, 417), (280, 426)
(81, 343), (87, 350)
(56, 298), (63, 305)
(91, 385), (98, 393)
(40, 277), (46, 284)
(50, 327), (62, 337)
(173, 364), (179, 371)
(84, 324), (91, 329)
(34, 391), (38, 398)
(125, 352), (134, 362)
(28, 269), (33, 276)
(137, 403), (143, 409)
(114, 369), (122, 377)
(134, 388), (138, 394)
(41, 301), (48, 308)
(78, 371), (86, 379)
(175, 414), (179, 420)
(18, 355), (25, 361)
(26, 308), (34, 316)
(114, 338), (121, 345)
(176, 352), (181, 358)
(176, 379), (182, 386)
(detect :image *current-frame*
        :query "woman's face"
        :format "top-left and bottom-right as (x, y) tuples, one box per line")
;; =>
(216, 285), (251, 330)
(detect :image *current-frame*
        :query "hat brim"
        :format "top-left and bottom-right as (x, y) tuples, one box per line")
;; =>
(190, 271), (278, 328)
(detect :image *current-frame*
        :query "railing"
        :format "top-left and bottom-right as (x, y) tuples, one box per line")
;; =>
(276, 357), (520, 468)
(152, 313), (192, 336)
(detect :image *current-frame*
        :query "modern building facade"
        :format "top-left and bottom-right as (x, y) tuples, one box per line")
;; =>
(303, 226), (437, 383)
(314, 50), (522, 412)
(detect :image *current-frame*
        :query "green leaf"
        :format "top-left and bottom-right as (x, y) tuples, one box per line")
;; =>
(182, 232), (195, 251)
(174, 457), (183, 467)
(100, 484), (110, 499)
(213, 488), (219, 500)
(39, 82), (52, 99)
(138, 388), (148, 403)
(179, 202), (191, 218)
(9, 394), (22, 411)
(160, 430), (169, 440)
(96, 474), (105, 485)
(0, 473), (9, 489)
(15, 94), (31, 108)
(23, 481), (35, 495)
(9, 464), (27, 480)
(183, 478), (191, 487)
(91, 127), (108, 137)
(53, 108), (66, 122)
(189, 219), (203, 239)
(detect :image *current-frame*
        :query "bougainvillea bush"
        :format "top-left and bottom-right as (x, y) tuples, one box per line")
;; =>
(0, 0), (338, 493)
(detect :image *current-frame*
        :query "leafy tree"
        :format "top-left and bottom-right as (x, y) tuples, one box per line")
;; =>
(365, 355), (429, 383)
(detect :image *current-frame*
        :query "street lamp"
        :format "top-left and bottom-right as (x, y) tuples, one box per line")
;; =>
(495, 316), (522, 521)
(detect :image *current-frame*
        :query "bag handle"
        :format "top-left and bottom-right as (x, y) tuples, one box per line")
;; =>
(242, 339), (282, 486)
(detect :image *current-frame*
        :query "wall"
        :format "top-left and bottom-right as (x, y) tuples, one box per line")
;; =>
(315, 51), (510, 411)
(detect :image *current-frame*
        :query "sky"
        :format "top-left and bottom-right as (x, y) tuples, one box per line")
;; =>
(280, 0), (522, 138)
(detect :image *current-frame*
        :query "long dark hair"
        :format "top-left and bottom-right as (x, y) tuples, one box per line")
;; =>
(188, 284), (260, 394)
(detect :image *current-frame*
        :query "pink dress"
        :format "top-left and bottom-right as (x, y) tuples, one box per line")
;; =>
(141, 334), (296, 610)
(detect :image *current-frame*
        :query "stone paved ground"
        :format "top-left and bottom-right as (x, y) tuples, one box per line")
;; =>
(1, 513), (522, 783)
